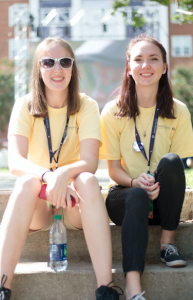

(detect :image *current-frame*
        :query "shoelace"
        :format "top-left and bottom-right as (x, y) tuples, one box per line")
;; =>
(97, 279), (124, 300)
(0, 274), (8, 299)
(132, 291), (146, 300)
(162, 244), (179, 256)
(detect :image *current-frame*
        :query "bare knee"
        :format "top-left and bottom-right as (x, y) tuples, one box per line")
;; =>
(74, 172), (101, 201)
(12, 175), (41, 204)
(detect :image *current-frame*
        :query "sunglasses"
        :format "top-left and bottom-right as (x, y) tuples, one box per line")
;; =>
(39, 57), (74, 70)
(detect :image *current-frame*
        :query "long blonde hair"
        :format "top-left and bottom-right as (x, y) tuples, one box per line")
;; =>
(29, 36), (80, 117)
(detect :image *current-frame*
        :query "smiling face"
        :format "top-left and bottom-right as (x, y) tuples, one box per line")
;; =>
(128, 41), (167, 90)
(39, 43), (73, 96)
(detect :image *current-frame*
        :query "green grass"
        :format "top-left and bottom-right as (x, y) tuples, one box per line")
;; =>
(185, 169), (193, 189)
(0, 168), (9, 173)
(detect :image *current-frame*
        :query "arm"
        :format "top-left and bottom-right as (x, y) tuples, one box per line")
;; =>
(108, 160), (131, 187)
(170, 105), (193, 158)
(8, 134), (48, 179)
(59, 137), (99, 179)
(108, 160), (160, 200)
(43, 138), (100, 208)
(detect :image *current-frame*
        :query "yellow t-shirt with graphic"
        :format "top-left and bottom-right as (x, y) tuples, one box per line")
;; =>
(8, 93), (102, 170)
(100, 98), (193, 179)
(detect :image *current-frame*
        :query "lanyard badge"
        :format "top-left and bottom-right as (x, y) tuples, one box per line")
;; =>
(43, 115), (70, 214)
(44, 115), (70, 171)
(133, 104), (159, 219)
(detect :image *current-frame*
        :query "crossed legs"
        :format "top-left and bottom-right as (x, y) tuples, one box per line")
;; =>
(106, 153), (185, 299)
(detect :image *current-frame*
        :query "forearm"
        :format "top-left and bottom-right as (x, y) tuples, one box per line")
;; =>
(59, 157), (98, 181)
(109, 166), (132, 187)
(8, 155), (48, 180)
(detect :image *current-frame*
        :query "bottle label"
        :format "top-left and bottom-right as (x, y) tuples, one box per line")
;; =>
(50, 243), (67, 261)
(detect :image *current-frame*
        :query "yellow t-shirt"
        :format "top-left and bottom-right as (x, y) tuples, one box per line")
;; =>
(8, 93), (102, 169)
(100, 98), (193, 179)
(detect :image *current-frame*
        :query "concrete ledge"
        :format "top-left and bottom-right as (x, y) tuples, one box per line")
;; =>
(180, 189), (193, 220)
(11, 260), (193, 300)
(11, 222), (193, 263)
(0, 190), (11, 221)
(1, 190), (193, 263)
(1, 189), (193, 222)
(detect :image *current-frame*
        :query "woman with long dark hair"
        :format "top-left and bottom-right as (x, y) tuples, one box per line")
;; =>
(0, 37), (122, 300)
(100, 35), (193, 300)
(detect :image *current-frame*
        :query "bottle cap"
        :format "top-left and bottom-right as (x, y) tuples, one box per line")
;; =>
(54, 215), (62, 220)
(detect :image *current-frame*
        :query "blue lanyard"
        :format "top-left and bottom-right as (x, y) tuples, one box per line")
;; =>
(133, 104), (159, 174)
(43, 115), (70, 171)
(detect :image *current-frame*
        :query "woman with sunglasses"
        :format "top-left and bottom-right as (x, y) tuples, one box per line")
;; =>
(100, 35), (193, 300)
(0, 37), (122, 300)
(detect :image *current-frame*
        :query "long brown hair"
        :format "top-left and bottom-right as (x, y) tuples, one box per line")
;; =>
(29, 36), (80, 117)
(116, 35), (175, 119)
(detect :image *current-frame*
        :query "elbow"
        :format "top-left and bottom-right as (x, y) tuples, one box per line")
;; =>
(86, 161), (98, 175)
(8, 157), (19, 176)
(8, 162), (16, 175)
(89, 164), (98, 175)
(108, 168), (116, 182)
(108, 167), (113, 178)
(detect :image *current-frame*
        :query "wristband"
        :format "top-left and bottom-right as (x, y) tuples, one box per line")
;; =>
(131, 178), (135, 187)
(42, 170), (51, 183)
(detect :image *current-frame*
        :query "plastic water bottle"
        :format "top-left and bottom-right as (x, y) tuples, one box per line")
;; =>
(49, 214), (68, 272)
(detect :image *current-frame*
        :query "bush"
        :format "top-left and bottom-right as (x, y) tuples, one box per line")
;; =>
(172, 65), (193, 124)
(0, 58), (14, 132)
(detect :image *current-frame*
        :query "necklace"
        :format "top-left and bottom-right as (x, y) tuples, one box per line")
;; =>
(138, 111), (154, 137)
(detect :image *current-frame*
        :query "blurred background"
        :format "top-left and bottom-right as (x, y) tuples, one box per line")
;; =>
(0, 0), (193, 183)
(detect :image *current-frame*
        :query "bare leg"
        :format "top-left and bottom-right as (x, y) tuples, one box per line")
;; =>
(160, 230), (175, 250)
(125, 271), (142, 300)
(65, 172), (112, 287)
(0, 175), (51, 289)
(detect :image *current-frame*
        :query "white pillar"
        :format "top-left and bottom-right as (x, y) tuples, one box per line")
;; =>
(71, 0), (83, 40)
(71, 0), (82, 11)
(29, 0), (39, 28)
(159, 5), (169, 69)
(29, 0), (40, 41)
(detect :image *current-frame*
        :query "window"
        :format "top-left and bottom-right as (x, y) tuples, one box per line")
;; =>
(171, 36), (192, 57)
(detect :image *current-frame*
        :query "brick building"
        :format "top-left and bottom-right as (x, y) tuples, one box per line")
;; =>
(0, 0), (29, 141)
(168, 3), (193, 76)
(0, 0), (29, 61)
(0, 0), (193, 141)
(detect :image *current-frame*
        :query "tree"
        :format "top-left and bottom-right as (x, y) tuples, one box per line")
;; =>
(112, 0), (193, 28)
(172, 65), (193, 124)
(0, 58), (14, 132)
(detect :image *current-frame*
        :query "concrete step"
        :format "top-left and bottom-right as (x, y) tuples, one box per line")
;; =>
(0, 222), (191, 264)
(11, 260), (193, 300)
(1, 189), (193, 222)
(1, 187), (193, 299)
(1, 190), (193, 263)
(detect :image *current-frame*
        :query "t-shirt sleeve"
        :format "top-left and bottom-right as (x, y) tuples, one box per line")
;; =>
(99, 104), (121, 160)
(169, 105), (193, 158)
(8, 96), (33, 139)
(78, 97), (102, 143)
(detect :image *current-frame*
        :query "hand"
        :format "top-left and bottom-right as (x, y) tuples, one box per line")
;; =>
(43, 168), (78, 209)
(65, 186), (79, 209)
(133, 173), (160, 200)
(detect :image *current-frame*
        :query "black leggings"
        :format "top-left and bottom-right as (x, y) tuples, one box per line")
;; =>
(106, 153), (185, 274)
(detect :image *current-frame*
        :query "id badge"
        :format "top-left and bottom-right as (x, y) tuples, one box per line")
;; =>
(149, 173), (154, 219)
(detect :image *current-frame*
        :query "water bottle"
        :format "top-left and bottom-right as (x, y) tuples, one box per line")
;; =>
(49, 214), (68, 272)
